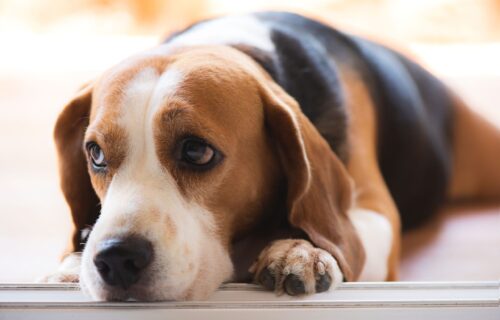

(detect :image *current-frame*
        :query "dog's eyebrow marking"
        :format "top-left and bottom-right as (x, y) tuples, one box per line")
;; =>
(148, 68), (184, 115)
(163, 107), (189, 122)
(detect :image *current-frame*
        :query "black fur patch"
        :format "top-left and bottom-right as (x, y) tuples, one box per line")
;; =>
(235, 14), (350, 162)
(344, 37), (453, 229)
(255, 12), (454, 229)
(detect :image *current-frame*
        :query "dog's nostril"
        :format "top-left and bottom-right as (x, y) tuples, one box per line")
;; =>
(124, 259), (137, 271)
(123, 258), (146, 274)
(93, 236), (153, 290)
(126, 255), (149, 271)
(95, 260), (110, 275)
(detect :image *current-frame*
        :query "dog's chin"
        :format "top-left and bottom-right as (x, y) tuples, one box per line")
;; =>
(81, 278), (229, 302)
(80, 275), (202, 302)
(80, 268), (204, 302)
(81, 283), (173, 302)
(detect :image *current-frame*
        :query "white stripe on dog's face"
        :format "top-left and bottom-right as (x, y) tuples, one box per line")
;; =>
(80, 67), (233, 301)
(97, 67), (182, 227)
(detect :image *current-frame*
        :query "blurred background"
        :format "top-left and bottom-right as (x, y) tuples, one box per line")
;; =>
(0, 0), (499, 282)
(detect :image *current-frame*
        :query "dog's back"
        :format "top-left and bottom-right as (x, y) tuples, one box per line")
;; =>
(168, 11), (500, 229)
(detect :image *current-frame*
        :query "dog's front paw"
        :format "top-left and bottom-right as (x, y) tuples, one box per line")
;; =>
(37, 253), (81, 283)
(38, 272), (79, 283)
(250, 239), (343, 296)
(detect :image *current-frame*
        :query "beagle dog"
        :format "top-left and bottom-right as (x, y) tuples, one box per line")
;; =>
(44, 12), (500, 301)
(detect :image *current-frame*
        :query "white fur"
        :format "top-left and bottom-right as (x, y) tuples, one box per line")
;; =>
(38, 253), (81, 283)
(166, 15), (274, 52)
(323, 252), (343, 289)
(58, 253), (81, 274)
(80, 67), (233, 301)
(349, 208), (393, 281)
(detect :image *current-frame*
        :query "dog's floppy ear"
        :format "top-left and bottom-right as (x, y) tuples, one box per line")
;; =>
(54, 84), (100, 254)
(260, 79), (366, 281)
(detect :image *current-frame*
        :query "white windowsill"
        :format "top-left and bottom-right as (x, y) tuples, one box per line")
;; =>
(1, 282), (499, 319)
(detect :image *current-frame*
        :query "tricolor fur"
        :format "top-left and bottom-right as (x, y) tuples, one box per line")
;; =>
(44, 12), (500, 301)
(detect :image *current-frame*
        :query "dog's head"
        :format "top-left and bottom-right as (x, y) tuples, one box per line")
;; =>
(54, 45), (363, 301)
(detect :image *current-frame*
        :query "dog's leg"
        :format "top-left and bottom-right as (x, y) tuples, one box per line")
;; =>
(346, 153), (401, 281)
(344, 159), (401, 282)
(448, 96), (500, 201)
(341, 69), (402, 281)
(38, 253), (81, 283)
(348, 208), (394, 281)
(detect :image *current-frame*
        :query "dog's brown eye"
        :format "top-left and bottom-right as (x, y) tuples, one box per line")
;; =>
(87, 142), (107, 169)
(182, 139), (215, 166)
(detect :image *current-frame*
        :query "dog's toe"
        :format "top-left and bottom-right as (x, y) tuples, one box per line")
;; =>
(315, 272), (332, 293)
(284, 274), (306, 296)
(258, 267), (276, 291)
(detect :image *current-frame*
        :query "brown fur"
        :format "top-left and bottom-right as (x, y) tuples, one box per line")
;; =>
(448, 95), (500, 201)
(257, 74), (365, 281)
(54, 84), (100, 254)
(54, 46), (366, 283)
(338, 67), (402, 280)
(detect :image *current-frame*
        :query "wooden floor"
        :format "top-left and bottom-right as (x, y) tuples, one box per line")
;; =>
(0, 33), (498, 282)
(401, 204), (500, 280)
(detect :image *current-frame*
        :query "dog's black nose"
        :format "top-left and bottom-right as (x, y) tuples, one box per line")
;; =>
(94, 237), (153, 289)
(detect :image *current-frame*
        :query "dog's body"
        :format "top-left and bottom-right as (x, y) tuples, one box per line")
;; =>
(44, 12), (500, 300)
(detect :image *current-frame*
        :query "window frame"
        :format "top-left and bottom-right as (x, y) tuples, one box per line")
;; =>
(1, 282), (498, 319)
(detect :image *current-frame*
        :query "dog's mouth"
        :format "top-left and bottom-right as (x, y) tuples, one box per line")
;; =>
(81, 269), (179, 302)
(93, 285), (167, 302)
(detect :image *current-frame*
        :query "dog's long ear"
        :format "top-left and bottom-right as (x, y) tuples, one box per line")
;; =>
(260, 79), (366, 281)
(54, 84), (100, 254)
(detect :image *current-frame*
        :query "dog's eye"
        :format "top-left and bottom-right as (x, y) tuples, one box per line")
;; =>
(181, 138), (219, 167)
(87, 142), (107, 169)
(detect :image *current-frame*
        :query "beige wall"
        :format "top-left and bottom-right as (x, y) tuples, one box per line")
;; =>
(1, 0), (499, 42)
